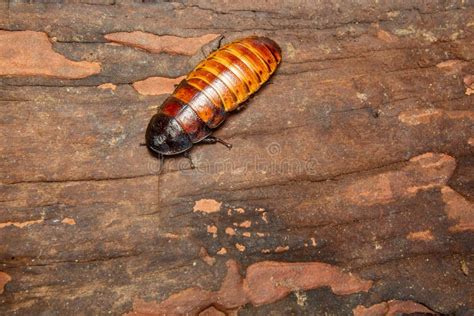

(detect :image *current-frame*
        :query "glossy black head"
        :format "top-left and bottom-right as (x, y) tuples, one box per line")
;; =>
(145, 113), (193, 156)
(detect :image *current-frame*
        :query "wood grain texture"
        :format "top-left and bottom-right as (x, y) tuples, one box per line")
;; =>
(0, 1), (473, 315)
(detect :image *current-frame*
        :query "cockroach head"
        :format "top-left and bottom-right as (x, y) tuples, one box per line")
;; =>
(145, 113), (192, 156)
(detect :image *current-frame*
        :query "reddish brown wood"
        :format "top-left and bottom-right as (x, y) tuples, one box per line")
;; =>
(0, 1), (472, 314)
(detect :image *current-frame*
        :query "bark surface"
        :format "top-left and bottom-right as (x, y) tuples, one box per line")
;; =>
(0, 1), (473, 315)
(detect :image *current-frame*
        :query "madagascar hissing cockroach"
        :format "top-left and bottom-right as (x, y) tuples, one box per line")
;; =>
(145, 36), (282, 168)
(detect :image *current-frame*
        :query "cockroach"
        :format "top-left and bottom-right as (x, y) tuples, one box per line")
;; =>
(145, 36), (282, 168)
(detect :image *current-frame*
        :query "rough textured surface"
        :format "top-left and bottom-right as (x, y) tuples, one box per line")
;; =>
(0, 1), (473, 315)
(125, 259), (371, 314)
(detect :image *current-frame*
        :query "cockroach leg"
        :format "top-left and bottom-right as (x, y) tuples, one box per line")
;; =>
(183, 151), (195, 169)
(201, 136), (232, 149)
(174, 79), (185, 88)
(217, 35), (225, 48)
(235, 101), (248, 112)
(158, 153), (165, 174)
(204, 35), (225, 57)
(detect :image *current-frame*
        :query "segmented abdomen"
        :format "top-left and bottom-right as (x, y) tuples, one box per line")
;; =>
(160, 36), (282, 143)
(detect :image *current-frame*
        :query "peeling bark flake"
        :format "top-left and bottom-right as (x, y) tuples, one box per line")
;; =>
(132, 76), (185, 96)
(104, 32), (220, 56)
(0, 31), (100, 79)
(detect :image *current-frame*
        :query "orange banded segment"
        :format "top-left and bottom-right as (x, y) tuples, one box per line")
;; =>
(178, 79), (227, 128)
(239, 37), (279, 72)
(189, 93), (224, 128)
(174, 105), (211, 142)
(173, 80), (200, 104)
(233, 43), (270, 81)
(209, 55), (251, 94)
(161, 97), (186, 117)
(187, 68), (236, 111)
(223, 44), (266, 83)
(197, 59), (247, 104)
(258, 37), (282, 63)
(236, 40), (276, 74)
(211, 49), (260, 92)
(186, 77), (223, 109)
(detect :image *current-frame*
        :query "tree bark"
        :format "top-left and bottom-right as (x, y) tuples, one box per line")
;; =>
(0, 1), (473, 314)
